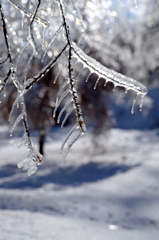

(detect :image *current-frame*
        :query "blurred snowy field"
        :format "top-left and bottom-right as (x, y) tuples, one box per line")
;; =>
(0, 126), (159, 239)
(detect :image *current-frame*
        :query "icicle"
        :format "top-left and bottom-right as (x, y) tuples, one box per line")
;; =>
(61, 106), (74, 128)
(3, 88), (6, 97)
(10, 133), (25, 148)
(42, 26), (46, 47)
(94, 77), (100, 89)
(15, 42), (29, 74)
(71, 54), (79, 66)
(9, 99), (20, 122)
(54, 63), (67, 84)
(57, 98), (72, 124)
(60, 123), (78, 154)
(139, 94), (144, 112)
(53, 87), (71, 118)
(42, 25), (63, 62)
(76, 67), (84, 81)
(131, 95), (137, 114)
(125, 87), (128, 94)
(61, 130), (82, 164)
(24, 52), (34, 82)
(28, 36), (38, 57)
(112, 84), (116, 92)
(104, 78), (108, 87)
(10, 113), (23, 135)
(55, 79), (69, 100)
(85, 71), (92, 82)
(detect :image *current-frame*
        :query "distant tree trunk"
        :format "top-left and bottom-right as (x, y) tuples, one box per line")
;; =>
(39, 127), (46, 155)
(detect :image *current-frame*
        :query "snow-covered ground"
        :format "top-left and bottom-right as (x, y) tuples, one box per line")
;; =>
(0, 126), (159, 240)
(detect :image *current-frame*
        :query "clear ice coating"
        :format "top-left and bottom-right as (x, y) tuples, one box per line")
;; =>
(57, 98), (72, 124)
(60, 123), (78, 154)
(131, 95), (137, 114)
(53, 86), (71, 118)
(61, 130), (82, 164)
(72, 43), (148, 96)
(72, 43), (148, 113)
(17, 157), (37, 176)
(42, 24), (63, 62)
(61, 106), (74, 128)
(10, 113), (23, 135)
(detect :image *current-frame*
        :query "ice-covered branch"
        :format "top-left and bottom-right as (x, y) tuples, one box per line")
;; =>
(11, 97), (44, 175)
(23, 44), (68, 91)
(56, 0), (86, 161)
(72, 43), (147, 96)
(28, 0), (41, 53)
(0, 0), (148, 174)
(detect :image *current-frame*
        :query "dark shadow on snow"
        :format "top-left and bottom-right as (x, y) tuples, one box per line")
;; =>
(0, 161), (140, 189)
